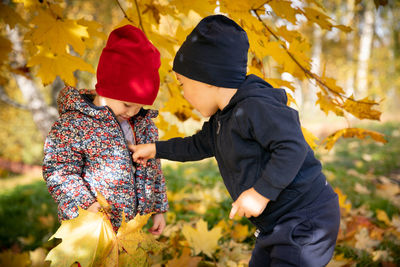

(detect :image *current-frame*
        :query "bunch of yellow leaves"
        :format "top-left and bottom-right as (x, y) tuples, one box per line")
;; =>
(45, 193), (162, 267)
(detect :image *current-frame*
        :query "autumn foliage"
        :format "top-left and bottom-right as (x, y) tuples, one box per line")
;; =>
(0, 0), (388, 148)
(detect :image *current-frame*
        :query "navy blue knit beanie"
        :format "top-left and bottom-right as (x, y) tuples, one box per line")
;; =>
(173, 15), (249, 88)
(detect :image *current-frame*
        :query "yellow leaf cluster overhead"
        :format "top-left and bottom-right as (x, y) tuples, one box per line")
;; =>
(27, 49), (94, 86)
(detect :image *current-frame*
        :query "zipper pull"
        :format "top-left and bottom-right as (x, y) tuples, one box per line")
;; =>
(217, 121), (221, 135)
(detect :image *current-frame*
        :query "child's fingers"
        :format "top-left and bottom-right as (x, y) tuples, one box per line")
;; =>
(87, 202), (101, 213)
(131, 152), (144, 163)
(127, 144), (136, 152)
(150, 227), (162, 235)
(229, 203), (238, 219)
(149, 222), (161, 235)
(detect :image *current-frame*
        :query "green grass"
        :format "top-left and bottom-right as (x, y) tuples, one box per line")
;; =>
(0, 180), (59, 251)
(321, 122), (400, 217)
(162, 159), (222, 191)
(0, 121), (399, 266)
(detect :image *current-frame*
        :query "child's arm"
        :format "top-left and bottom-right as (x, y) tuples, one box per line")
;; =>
(130, 119), (216, 163)
(232, 98), (309, 218)
(43, 120), (96, 220)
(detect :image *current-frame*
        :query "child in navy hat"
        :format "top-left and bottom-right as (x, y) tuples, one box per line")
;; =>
(131, 15), (340, 266)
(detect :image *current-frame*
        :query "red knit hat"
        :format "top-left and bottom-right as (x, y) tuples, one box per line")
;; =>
(95, 25), (161, 105)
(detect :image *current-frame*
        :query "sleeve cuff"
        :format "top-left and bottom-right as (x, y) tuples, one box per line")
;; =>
(253, 177), (283, 201)
(155, 141), (167, 159)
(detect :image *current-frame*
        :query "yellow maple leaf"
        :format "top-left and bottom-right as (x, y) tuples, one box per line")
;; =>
(157, 14), (180, 37)
(343, 95), (381, 121)
(219, 0), (263, 27)
(155, 113), (185, 140)
(315, 91), (344, 117)
(268, 0), (301, 25)
(275, 26), (303, 43)
(266, 78), (296, 92)
(166, 247), (202, 267)
(116, 212), (153, 253)
(182, 219), (222, 258)
(243, 16), (271, 60)
(288, 39), (311, 70)
(248, 65), (264, 79)
(322, 128), (387, 150)
(376, 209), (391, 226)
(13, 0), (41, 8)
(27, 48), (94, 86)
(28, 9), (89, 55)
(264, 41), (291, 67)
(232, 223), (249, 242)
(45, 208), (116, 267)
(0, 3), (27, 28)
(334, 24), (353, 33)
(77, 19), (107, 49)
(171, 0), (217, 17)
(301, 127), (319, 150)
(217, 240), (252, 266)
(355, 227), (380, 252)
(215, 219), (233, 234)
(334, 188), (352, 214)
(286, 93), (298, 108)
(301, 7), (333, 30)
(319, 75), (346, 95)
(161, 83), (200, 122)
(96, 190), (111, 213)
(263, 41), (305, 79)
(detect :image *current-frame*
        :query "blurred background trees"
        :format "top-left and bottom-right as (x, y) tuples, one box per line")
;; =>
(0, 0), (397, 166)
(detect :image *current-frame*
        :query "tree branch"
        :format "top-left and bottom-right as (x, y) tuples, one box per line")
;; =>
(133, 0), (146, 35)
(251, 9), (377, 107)
(115, 0), (146, 35)
(0, 85), (29, 109)
(115, 0), (134, 23)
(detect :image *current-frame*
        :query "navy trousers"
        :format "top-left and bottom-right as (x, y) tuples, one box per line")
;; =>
(249, 184), (340, 267)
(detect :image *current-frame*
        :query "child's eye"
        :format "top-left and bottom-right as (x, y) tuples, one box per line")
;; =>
(124, 103), (131, 107)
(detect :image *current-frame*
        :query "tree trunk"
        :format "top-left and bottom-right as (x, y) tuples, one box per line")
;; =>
(356, 1), (375, 96)
(345, 0), (356, 94)
(6, 26), (58, 139)
(308, 24), (322, 105)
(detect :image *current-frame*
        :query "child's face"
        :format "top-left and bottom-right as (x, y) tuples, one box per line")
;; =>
(176, 73), (219, 117)
(104, 98), (144, 123)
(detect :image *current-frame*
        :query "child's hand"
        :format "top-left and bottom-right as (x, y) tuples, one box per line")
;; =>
(229, 188), (269, 219)
(149, 213), (166, 235)
(87, 202), (102, 213)
(128, 144), (156, 165)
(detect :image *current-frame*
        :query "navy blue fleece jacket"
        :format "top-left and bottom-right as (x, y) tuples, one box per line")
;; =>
(156, 74), (327, 233)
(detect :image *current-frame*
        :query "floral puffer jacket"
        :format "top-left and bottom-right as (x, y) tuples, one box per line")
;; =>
(43, 86), (168, 230)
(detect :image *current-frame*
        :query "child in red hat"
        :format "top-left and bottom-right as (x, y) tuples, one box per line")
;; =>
(43, 25), (168, 234)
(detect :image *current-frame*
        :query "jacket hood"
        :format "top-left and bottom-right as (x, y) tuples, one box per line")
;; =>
(222, 74), (288, 114)
(56, 86), (157, 121)
(57, 86), (102, 117)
